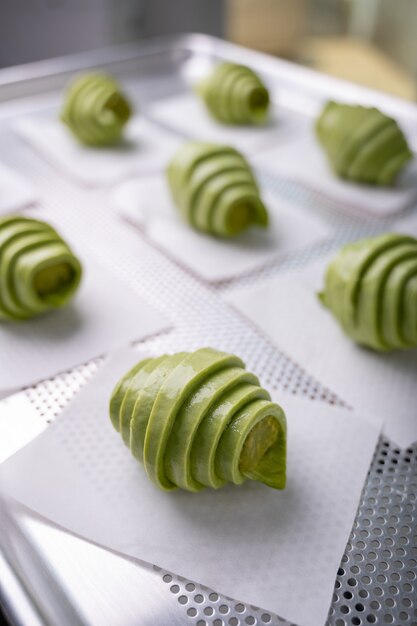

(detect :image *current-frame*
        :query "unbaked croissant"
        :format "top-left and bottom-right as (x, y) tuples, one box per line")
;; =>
(61, 73), (132, 146)
(319, 233), (417, 351)
(197, 62), (270, 125)
(167, 141), (268, 237)
(110, 348), (286, 492)
(316, 101), (412, 186)
(0, 216), (82, 321)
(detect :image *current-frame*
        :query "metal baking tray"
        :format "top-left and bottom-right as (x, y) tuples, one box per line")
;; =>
(0, 34), (416, 626)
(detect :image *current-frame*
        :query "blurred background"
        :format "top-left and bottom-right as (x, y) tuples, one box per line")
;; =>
(1, 0), (416, 100)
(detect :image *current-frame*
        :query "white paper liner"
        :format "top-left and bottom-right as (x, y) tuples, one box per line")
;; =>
(148, 92), (302, 155)
(394, 211), (417, 238)
(0, 394), (47, 464)
(0, 253), (170, 398)
(15, 116), (182, 187)
(0, 162), (37, 215)
(0, 346), (381, 626)
(252, 131), (417, 217)
(226, 258), (417, 448)
(113, 175), (330, 282)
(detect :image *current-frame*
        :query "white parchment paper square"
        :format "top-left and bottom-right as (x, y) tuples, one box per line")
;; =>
(253, 132), (417, 217)
(15, 117), (181, 187)
(0, 255), (170, 398)
(0, 347), (381, 626)
(149, 92), (300, 155)
(0, 394), (47, 464)
(226, 260), (417, 448)
(394, 211), (417, 238)
(113, 175), (330, 282)
(0, 162), (37, 215)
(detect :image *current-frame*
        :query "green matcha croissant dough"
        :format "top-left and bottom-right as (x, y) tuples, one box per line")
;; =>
(197, 62), (270, 125)
(0, 216), (82, 321)
(109, 348), (286, 492)
(61, 73), (132, 146)
(316, 101), (412, 186)
(319, 233), (417, 351)
(167, 141), (268, 237)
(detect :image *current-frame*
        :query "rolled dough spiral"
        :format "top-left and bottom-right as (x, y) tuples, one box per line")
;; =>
(0, 216), (82, 321)
(319, 233), (417, 351)
(167, 141), (269, 237)
(61, 73), (132, 146)
(316, 101), (412, 186)
(109, 348), (286, 492)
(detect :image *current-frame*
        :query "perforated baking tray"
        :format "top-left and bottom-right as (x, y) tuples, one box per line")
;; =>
(0, 34), (416, 626)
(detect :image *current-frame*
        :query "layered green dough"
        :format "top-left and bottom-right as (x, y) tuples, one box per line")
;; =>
(109, 347), (286, 492)
(316, 101), (412, 186)
(319, 233), (417, 351)
(61, 73), (132, 146)
(197, 62), (270, 125)
(0, 216), (82, 321)
(167, 141), (269, 237)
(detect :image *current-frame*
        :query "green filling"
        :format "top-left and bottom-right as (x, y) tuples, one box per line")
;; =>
(103, 93), (131, 124)
(239, 415), (279, 473)
(225, 201), (252, 235)
(109, 348), (287, 493)
(248, 87), (270, 117)
(33, 263), (75, 300)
